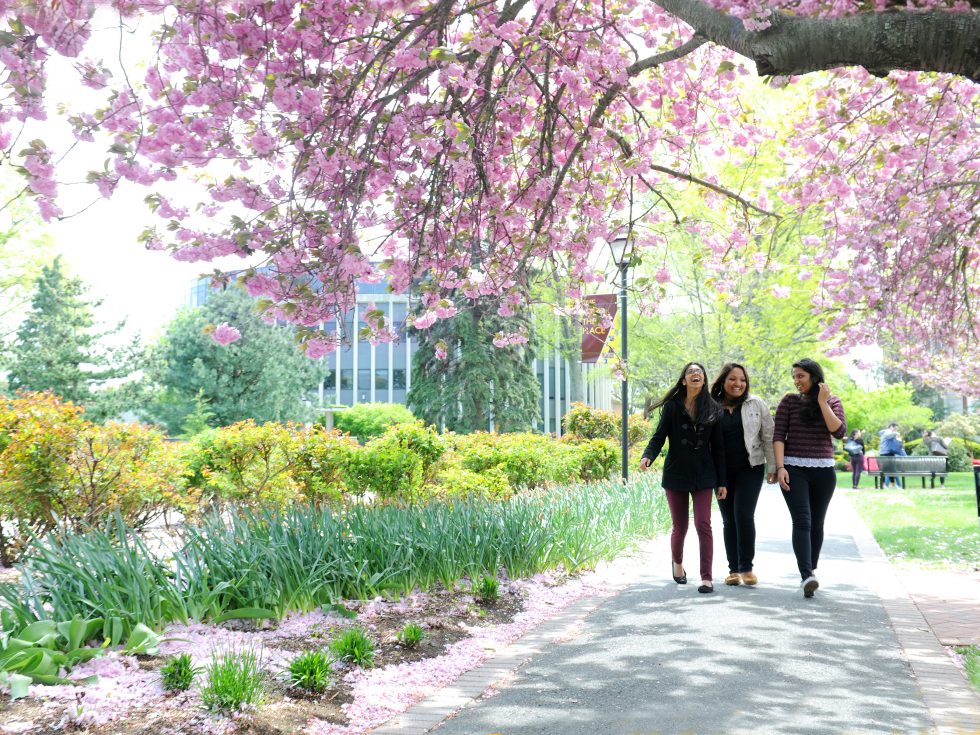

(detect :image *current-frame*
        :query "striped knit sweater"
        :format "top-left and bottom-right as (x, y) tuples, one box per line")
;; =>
(773, 393), (847, 460)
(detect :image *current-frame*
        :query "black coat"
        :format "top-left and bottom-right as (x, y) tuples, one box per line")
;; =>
(641, 399), (726, 491)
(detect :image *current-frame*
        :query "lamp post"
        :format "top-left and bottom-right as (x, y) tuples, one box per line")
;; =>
(608, 234), (633, 482)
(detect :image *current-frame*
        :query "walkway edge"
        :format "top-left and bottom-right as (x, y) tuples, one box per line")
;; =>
(369, 548), (652, 734)
(839, 493), (980, 735)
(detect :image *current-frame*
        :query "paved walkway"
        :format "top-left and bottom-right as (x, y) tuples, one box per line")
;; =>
(374, 484), (980, 735)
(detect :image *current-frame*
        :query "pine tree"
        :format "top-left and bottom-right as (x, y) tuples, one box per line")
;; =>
(6, 257), (124, 404)
(407, 299), (540, 433)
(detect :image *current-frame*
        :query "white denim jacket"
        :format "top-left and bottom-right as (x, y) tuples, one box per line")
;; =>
(740, 394), (776, 471)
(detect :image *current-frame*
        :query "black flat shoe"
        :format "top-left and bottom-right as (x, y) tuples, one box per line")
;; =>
(698, 583), (714, 594)
(672, 562), (687, 584)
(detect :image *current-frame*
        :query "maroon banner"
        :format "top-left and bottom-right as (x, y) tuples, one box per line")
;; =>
(581, 294), (617, 363)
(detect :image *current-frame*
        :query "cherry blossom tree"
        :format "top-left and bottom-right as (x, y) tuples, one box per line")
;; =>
(0, 0), (977, 392)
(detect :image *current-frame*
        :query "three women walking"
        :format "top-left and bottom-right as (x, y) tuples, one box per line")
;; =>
(641, 357), (846, 599)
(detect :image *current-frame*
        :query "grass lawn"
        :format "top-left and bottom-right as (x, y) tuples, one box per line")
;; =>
(843, 471), (980, 569)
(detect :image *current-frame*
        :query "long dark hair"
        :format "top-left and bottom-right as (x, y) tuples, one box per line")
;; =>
(650, 361), (721, 425)
(793, 358), (825, 422)
(710, 362), (750, 407)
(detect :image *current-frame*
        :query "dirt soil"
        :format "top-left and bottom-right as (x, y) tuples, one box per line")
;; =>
(0, 583), (529, 735)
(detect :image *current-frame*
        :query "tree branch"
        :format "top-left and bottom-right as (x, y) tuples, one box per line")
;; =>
(651, 0), (980, 83)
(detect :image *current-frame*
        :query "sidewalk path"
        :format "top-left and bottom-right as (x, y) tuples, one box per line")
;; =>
(375, 484), (980, 735)
(900, 567), (980, 646)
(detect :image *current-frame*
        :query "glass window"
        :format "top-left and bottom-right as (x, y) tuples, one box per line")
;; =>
(323, 370), (336, 390)
(393, 369), (406, 389)
(340, 369), (353, 390)
(358, 369), (372, 390)
(375, 369), (388, 390)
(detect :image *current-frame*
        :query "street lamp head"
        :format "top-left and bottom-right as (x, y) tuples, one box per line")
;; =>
(608, 235), (632, 267)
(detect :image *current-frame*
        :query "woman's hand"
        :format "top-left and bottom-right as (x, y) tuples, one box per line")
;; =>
(716, 485), (728, 500)
(777, 467), (790, 491)
(639, 457), (651, 471)
(817, 382), (830, 403)
(766, 472), (777, 484)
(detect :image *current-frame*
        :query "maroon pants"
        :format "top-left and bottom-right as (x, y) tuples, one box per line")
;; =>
(665, 488), (714, 582)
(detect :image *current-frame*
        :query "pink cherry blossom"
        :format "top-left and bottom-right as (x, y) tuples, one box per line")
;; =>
(211, 322), (242, 346)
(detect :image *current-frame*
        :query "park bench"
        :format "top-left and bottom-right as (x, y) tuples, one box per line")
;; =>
(866, 455), (948, 489)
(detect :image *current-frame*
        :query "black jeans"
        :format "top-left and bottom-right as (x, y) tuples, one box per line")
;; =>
(781, 465), (836, 579)
(850, 454), (864, 488)
(717, 464), (765, 573)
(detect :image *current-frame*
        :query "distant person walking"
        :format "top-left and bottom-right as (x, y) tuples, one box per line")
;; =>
(640, 362), (727, 594)
(709, 363), (776, 587)
(773, 358), (847, 598)
(878, 422), (907, 488)
(921, 430), (949, 487)
(844, 429), (866, 489)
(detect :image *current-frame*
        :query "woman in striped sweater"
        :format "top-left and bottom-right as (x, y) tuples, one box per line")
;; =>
(773, 358), (847, 598)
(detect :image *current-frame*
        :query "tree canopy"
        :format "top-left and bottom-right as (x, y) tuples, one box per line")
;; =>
(1, 0), (977, 392)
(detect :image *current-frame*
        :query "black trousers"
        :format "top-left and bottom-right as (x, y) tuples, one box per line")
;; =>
(781, 465), (836, 579)
(717, 464), (765, 573)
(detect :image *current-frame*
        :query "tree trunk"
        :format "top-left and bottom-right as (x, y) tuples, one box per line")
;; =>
(652, 0), (980, 82)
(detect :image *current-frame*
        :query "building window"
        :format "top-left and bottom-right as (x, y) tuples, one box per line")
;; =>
(358, 369), (372, 391)
(340, 369), (353, 390)
(323, 370), (336, 390)
(375, 369), (388, 390)
(393, 369), (406, 389)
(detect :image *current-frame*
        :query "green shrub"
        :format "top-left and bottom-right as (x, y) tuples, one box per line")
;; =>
(454, 432), (580, 490)
(562, 403), (618, 440)
(189, 420), (302, 508)
(396, 623), (425, 648)
(369, 421), (446, 476)
(287, 649), (332, 692)
(0, 392), (190, 565)
(334, 403), (416, 442)
(568, 438), (619, 482)
(562, 403), (650, 447)
(330, 626), (375, 668)
(429, 462), (511, 499)
(347, 444), (423, 500)
(294, 425), (358, 503)
(947, 439), (972, 472)
(161, 653), (196, 692)
(200, 647), (265, 712)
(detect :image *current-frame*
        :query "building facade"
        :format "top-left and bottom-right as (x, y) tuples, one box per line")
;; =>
(190, 278), (612, 435)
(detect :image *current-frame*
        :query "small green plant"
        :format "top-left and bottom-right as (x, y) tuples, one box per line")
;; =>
(396, 622), (425, 649)
(473, 574), (499, 603)
(200, 647), (264, 712)
(160, 653), (196, 692)
(957, 646), (980, 690)
(329, 626), (375, 668)
(287, 649), (332, 692)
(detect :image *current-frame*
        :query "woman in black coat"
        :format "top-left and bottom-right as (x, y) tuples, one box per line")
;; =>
(640, 361), (727, 593)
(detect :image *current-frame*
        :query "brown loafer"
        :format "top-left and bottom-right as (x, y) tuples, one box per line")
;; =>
(724, 573), (741, 586)
(740, 572), (758, 586)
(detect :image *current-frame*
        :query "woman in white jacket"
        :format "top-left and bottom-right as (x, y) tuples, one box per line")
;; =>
(709, 363), (776, 586)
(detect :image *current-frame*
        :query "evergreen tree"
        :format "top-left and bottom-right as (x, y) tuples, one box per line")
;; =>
(146, 286), (320, 433)
(408, 300), (539, 433)
(6, 257), (125, 404)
